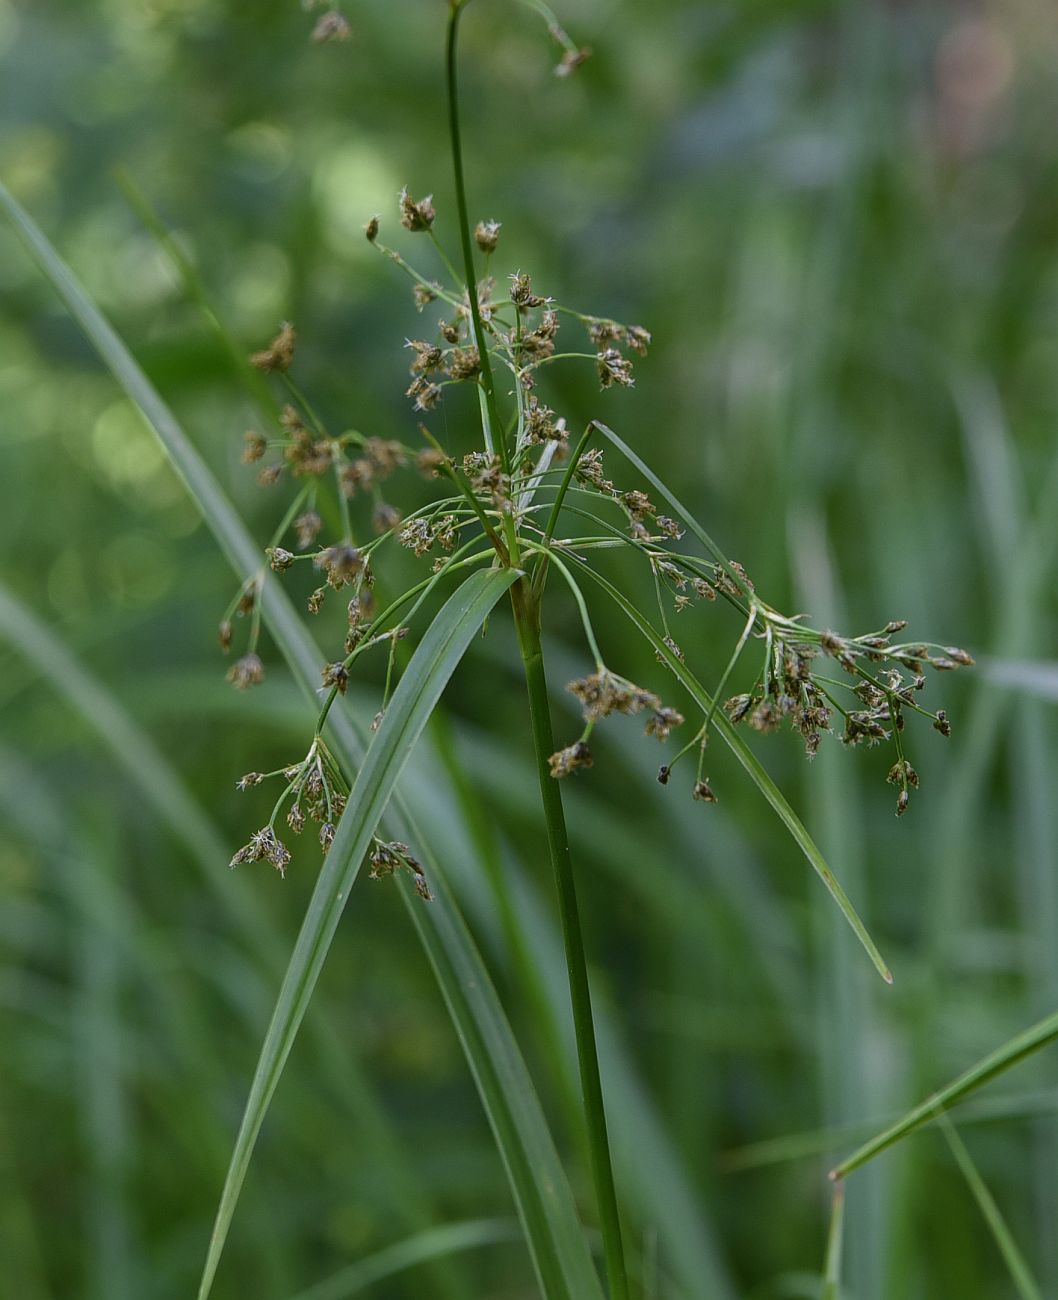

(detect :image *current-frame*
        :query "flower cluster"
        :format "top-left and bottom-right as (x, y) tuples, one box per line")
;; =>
(221, 140), (973, 894)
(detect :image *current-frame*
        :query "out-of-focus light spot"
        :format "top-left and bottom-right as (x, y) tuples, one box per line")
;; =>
(47, 546), (91, 618)
(224, 241), (292, 330)
(313, 142), (400, 258)
(0, 126), (63, 205)
(0, 0), (18, 59)
(225, 121), (293, 183)
(92, 398), (168, 488)
(100, 531), (176, 608)
(938, 21), (1015, 111)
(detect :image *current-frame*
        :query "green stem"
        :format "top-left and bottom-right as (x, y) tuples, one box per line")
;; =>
(445, 2), (507, 478)
(510, 579), (630, 1300)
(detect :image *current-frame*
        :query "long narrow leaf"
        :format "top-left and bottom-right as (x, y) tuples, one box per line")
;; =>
(286, 1219), (521, 1300)
(822, 1184), (845, 1300)
(197, 567), (517, 1299)
(936, 1112), (1042, 1300)
(570, 558), (892, 983)
(832, 1009), (1058, 1178)
(1, 182), (605, 1300)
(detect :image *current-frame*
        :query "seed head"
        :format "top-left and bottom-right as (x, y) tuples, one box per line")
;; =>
(416, 447), (448, 477)
(644, 706), (685, 741)
(315, 543), (363, 589)
(446, 346), (481, 381)
(399, 187), (435, 232)
(235, 772), (263, 790)
(399, 518), (434, 557)
(218, 620), (233, 652)
(568, 670), (660, 721)
(294, 510), (323, 550)
(548, 741), (594, 779)
(475, 220), (501, 253)
(597, 348), (634, 388)
(311, 10), (350, 42)
(250, 322), (296, 373)
(267, 546), (295, 572)
(242, 430), (267, 463)
(230, 826), (291, 877)
(321, 661), (350, 694)
(933, 709), (952, 737)
(406, 338), (443, 374)
(227, 653), (265, 690)
(363, 215), (379, 242)
(627, 325), (652, 356)
(692, 780), (718, 804)
(510, 271), (545, 309)
(373, 502), (402, 534)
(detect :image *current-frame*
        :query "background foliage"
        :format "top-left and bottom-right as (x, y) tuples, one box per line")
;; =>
(3, 0), (1058, 1296)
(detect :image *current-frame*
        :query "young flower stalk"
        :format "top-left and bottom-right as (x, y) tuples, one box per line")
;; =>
(214, 4), (973, 1298)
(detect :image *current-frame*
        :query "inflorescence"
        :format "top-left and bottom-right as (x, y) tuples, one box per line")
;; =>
(220, 9), (972, 887)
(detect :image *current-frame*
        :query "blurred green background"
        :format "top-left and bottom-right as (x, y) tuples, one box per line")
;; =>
(4, 0), (1058, 1296)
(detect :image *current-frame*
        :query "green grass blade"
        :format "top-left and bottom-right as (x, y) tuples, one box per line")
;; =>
(285, 1219), (521, 1300)
(589, 422), (733, 572)
(822, 1183), (845, 1300)
(571, 559), (892, 984)
(399, 874), (607, 1300)
(832, 1009), (1058, 1179)
(196, 567), (516, 1300)
(0, 184), (605, 1300)
(935, 1112), (1042, 1300)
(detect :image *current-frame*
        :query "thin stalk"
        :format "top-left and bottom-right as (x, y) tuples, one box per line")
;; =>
(822, 1183), (845, 1300)
(510, 578), (630, 1300)
(444, 8), (626, 1293)
(446, 1), (506, 475)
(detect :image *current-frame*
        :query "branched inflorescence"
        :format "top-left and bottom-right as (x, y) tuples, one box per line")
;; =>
(220, 4), (972, 890)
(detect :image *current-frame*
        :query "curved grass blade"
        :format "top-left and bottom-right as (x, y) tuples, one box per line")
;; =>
(822, 1183), (845, 1300)
(196, 567), (516, 1300)
(0, 591), (473, 1300)
(286, 1219), (521, 1300)
(936, 1111), (1042, 1300)
(832, 1008), (1058, 1179)
(570, 559), (892, 984)
(589, 422), (732, 570)
(0, 176), (606, 1300)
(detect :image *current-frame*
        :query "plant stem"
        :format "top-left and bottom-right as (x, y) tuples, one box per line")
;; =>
(444, 9), (628, 1294)
(510, 578), (630, 1300)
(445, 2), (505, 472)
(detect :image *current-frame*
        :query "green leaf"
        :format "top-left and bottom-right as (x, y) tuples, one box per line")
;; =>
(196, 567), (517, 1300)
(936, 1112), (1042, 1300)
(1, 182), (606, 1300)
(831, 1008), (1058, 1179)
(285, 1219), (521, 1300)
(822, 1184), (845, 1300)
(572, 559), (893, 984)
(589, 421), (735, 572)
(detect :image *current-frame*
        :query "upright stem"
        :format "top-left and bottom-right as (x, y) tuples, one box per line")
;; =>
(445, 9), (629, 1298)
(445, 2), (507, 474)
(511, 582), (630, 1300)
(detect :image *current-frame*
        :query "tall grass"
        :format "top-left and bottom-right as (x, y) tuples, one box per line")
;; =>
(4, 1), (1058, 1297)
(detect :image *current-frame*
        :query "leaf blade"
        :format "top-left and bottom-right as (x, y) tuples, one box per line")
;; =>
(196, 567), (517, 1300)
(571, 558), (892, 984)
(831, 1009), (1058, 1179)
(0, 183), (605, 1300)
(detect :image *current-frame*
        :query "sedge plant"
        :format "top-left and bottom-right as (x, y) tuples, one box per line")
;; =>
(210, 2), (970, 1296)
(1, 2), (985, 1298)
